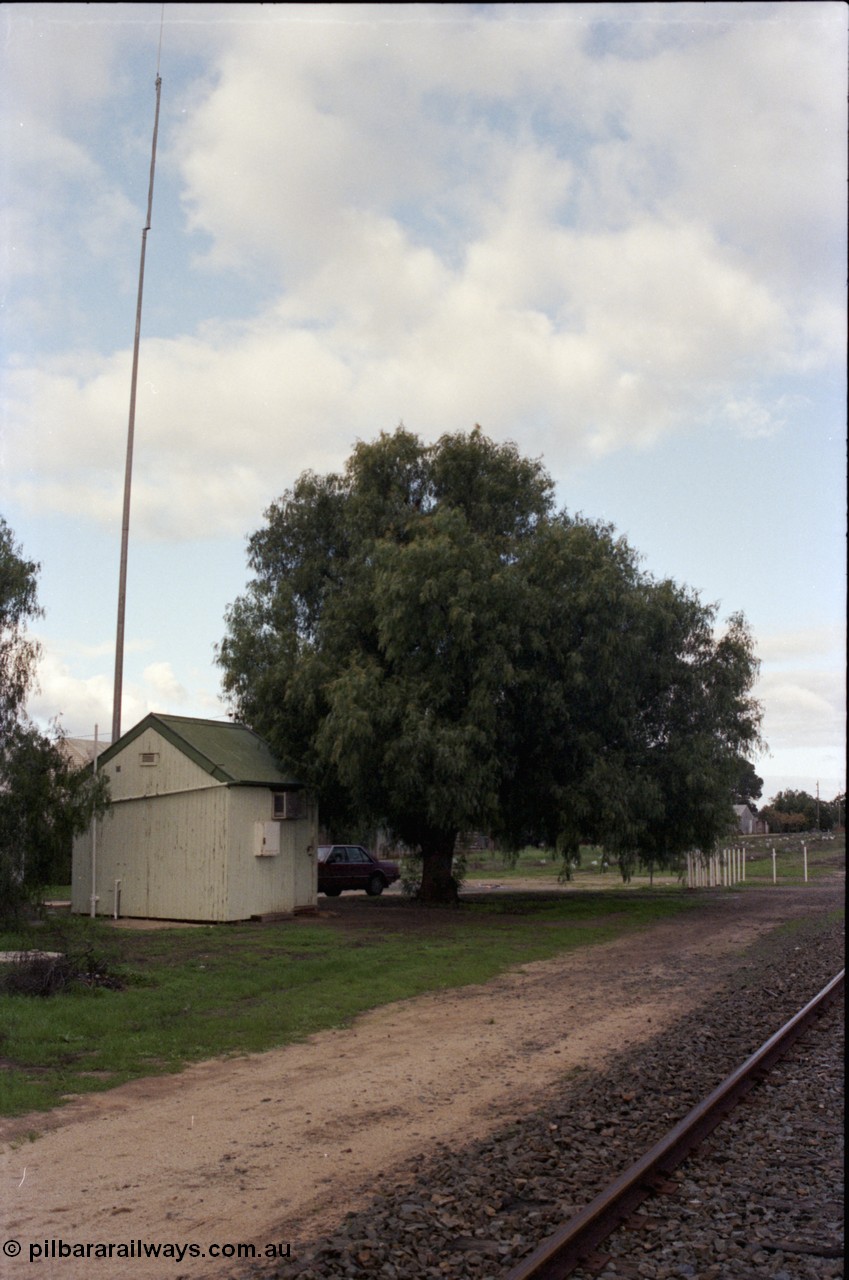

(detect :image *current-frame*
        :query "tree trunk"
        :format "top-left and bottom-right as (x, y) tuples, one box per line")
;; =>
(417, 832), (459, 904)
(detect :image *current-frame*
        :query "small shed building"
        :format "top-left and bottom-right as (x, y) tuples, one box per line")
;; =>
(72, 713), (317, 922)
(732, 803), (767, 836)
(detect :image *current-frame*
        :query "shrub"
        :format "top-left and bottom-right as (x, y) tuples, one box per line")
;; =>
(0, 947), (125, 997)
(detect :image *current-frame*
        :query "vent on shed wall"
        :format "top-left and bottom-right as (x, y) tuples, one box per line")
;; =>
(140, 752), (159, 766)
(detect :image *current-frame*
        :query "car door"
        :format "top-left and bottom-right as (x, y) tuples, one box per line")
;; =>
(324, 846), (350, 891)
(346, 845), (372, 889)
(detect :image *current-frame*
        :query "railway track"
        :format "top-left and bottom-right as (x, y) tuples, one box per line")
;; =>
(233, 911), (844, 1280)
(506, 969), (844, 1280)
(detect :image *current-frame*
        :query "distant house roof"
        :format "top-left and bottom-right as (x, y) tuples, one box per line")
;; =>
(61, 737), (112, 769)
(97, 713), (302, 788)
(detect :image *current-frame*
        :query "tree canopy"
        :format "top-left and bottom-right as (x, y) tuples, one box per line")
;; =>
(1, 517), (109, 916)
(1, 516), (42, 735)
(731, 757), (764, 807)
(218, 428), (763, 901)
(760, 788), (836, 833)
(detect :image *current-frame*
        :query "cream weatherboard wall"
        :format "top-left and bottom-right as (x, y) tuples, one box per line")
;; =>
(224, 785), (318, 921)
(71, 714), (317, 922)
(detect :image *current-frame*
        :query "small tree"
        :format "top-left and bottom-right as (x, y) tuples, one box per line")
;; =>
(0, 518), (109, 918)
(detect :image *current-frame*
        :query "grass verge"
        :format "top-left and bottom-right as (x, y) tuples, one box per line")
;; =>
(0, 890), (697, 1119)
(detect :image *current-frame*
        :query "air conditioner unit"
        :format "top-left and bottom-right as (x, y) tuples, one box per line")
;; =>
(273, 790), (304, 821)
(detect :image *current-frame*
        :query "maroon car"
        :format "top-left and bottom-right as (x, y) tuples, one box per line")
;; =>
(317, 844), (400, 897)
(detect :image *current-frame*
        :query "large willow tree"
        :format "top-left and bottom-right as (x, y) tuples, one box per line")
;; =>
(218, 428), (762, 902)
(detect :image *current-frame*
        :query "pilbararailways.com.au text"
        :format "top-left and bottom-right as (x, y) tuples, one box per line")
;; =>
(4, 1238), (291, 1264)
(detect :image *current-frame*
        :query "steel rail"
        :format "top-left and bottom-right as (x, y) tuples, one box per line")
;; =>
(505, 968), (845, 1280)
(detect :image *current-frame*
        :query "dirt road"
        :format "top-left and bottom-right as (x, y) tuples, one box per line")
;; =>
(0, 882), (841, 1279)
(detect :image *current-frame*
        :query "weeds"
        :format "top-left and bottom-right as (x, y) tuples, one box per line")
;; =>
(0, 946), (125, 997)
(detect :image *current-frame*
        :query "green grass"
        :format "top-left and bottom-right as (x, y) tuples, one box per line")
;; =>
(736, 832), (845, 884)
(0, 890), (696, 1120)
(2, 834), (842, 1122)
(466, 834), (845, 888)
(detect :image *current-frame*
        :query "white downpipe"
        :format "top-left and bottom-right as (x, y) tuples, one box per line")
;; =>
(90, 724), (98, 918)
(113, 879), (122, 920)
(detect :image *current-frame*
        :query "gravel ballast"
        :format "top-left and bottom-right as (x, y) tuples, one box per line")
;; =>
(229, 888), (844, 1280)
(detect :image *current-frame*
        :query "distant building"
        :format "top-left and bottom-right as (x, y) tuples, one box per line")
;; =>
(732, 803), (768, 836)
(72, 713), (317, 922)
(59, 736), (112, 770)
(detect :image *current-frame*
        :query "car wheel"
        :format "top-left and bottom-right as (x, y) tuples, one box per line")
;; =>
(322, 887), (342, 897)
(366, 874), (385, 897)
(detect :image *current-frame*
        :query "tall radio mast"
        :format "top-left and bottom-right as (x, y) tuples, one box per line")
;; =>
(112, 14), (164, 743)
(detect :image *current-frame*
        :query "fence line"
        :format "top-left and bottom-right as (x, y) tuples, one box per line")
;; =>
(686, 846), (746, 889)
(686, 843), (811, 889)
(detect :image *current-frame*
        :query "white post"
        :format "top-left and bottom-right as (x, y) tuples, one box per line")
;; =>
(772, 846), (777, 884)
(90, 724), (98, 918)
(742, 845), (746, 882)
(803, 844), (808, 883)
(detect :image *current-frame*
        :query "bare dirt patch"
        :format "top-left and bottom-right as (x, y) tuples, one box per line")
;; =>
(0, 881), (842, 1280)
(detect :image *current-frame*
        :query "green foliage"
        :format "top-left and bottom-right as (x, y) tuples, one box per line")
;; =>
(1, 519), (110, 918)
(0, 517), (42, 733)
(760, 788), (836, 833)
(732, 756), (764, 805)
(218, 427), (763, 901)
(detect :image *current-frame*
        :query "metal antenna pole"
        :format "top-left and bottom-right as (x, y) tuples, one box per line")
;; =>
(112, 71), (162, 743)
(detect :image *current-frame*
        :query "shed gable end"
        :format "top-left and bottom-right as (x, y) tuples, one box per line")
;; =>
(103, 728), (223, 801)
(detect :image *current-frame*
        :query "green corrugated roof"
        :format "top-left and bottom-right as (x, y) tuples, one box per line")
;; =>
(99, 713), (301, 787)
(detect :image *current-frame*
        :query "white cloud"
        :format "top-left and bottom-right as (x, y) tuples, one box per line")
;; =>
(758, 625), (845, 665)
(4, 4), (841, 538)
(27, 644), (209, 738)
(3, 4), (846, 793)
(0, 205), (812, 538)
(749, 621), (845, 792)
(755, 666), (845, 753)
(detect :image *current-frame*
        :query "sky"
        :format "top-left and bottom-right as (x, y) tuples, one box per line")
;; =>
(1, 2), (845, 805)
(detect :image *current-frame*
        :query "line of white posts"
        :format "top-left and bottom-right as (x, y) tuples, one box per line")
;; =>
(686, 847), (746, 888)
(687, 845), (809, 888)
